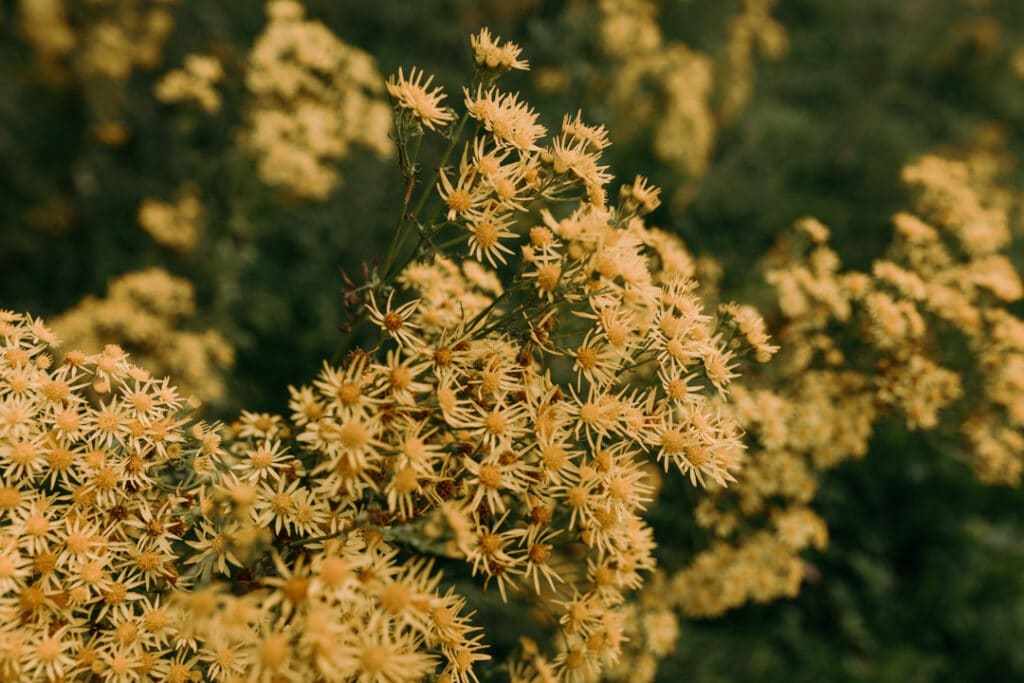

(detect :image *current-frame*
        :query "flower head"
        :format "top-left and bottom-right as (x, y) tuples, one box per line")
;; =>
(471, 28), (529, 73)
(387, 67), (456, 130)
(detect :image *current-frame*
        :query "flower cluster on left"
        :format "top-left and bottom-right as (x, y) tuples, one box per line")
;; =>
(0, 311), (482, 682)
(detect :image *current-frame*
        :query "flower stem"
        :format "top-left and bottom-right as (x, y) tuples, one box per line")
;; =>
(380, 128), (424, 281)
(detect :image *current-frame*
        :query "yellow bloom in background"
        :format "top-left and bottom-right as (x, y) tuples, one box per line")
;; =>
(137, 185), (203, 253)
(16, 0), (179, 144)
(155, 53), (224, 113)
(242, 0), (392, 199)
(52, 269), (234, 405)
(674, 138), (1024, 622)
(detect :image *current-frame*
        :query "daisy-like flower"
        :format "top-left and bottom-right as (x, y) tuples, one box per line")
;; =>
(232, 439), (292, 484)
(82, 398), (129, 450)
(652, 408), (738, 488)
(462, 448), (535, 514)
(482, 162), (530, 213)
(438, 166), (488, 222)
(236, 411), (287, 440)
(185, 519), (243, 577)
(462, 398), (529, 449)
(700, 340), (739, 395)
(0, 434), (47, 482)
(657, 365), (701, 404)
(307, 416), (385, 498)
(510, 525), (563, 594)
(375, 349), (430, 405)
(123, 499), (181, 556)
(464, 87), (547, 151)
(287, 384), (325, 426)
(336, 612), (439, 682)
(23, 625), (78, 681)
(259, 552), (314, 619)
(535, 437), (579, 485)
(288, 485), (328, 538)
(312, 356), (382, 417)
(253, 477), (304, 535)
(563, 384), (624, 445)
(391, 419), (443, 477)
(554, 590), (604, 638)
(464, 513), (522, 602)
(469, 352), (521, 399)
(0, 393), (40, 443)
(0, 536), (29, 594)
(366, 291), (423, 349)
(562, 110), (610, 151)
(571, 331), (622, 389)
(471, 28), (529, 72)
(619, 174), (662, 215)
(470, 136), (513, 179)
(386, 67), (456, 130)
(437, 610), (492, 683)
(384, 462), (427, 520)
(551, 468), (601, 532)
(121, 541), (176, 590)
(371, 557), (443, 633)
(466, 210), (517, 267)
(548, 134), (612, 190)
(575, 304), (638, 357)
(94, 570), (146, 621)
(12, 496), (61, 554)
(197, 631), (250, 682)
(245, 628), (303, 683)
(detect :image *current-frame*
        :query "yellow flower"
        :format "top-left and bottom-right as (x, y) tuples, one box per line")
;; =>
(470, 27), (529, 72)
(386, 66), (456, 130)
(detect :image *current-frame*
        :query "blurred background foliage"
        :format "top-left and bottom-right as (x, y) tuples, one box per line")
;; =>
(2, 0), (1024, 680)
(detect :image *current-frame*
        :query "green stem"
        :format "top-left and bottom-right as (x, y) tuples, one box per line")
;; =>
(331, 318), (363, 365)
(475, 301), (531, 338)
(616, 353), (658, 375)
(286, 529), (349, 548)
(337, 111), (472, 362)
(409, 110), (472, 224)
(433, 234), (468, 251)
(381, 131), (424, 280)
(384, 221), (465, 283)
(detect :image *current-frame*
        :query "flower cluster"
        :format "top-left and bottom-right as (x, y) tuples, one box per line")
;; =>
(17, 0), (178, 145)
(154, 54), (224, 114)
(0, 27), (781, 682)
(717, 0), (789, 125)
(7, 4), (1024, 680)
(0, 312), (199, 681)
(136, 186), (203, 253)
(335, 28), (778, 677)
(386, 68), (457, 133)
(175, 411), (489, 682)
(0, 312), (486, 681)
(594, 0), (787, 204)
(52, 270), (234, 406)
(17, 0), (175, 82)
(599, 0), (717, 188)
(669, 139), (1024, 618)
(242, 0), (393, 199)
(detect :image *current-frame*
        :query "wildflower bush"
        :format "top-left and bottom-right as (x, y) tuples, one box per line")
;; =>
(2, 1), (1024, 682)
